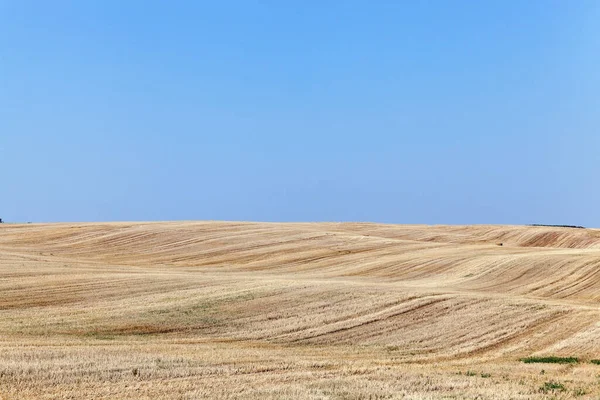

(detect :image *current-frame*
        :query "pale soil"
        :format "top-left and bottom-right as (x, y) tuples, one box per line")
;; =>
(1, 222), (599, 399)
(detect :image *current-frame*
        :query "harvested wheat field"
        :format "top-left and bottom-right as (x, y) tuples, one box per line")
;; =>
(1, 222), (600, 399)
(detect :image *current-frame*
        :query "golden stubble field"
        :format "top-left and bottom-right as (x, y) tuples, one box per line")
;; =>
(1, 221), (600, 399)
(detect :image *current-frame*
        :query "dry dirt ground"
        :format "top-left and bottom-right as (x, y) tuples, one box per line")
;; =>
(1, 222), (600, 399)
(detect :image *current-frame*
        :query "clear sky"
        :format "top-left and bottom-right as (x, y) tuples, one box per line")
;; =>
(1, 1), (599, 225)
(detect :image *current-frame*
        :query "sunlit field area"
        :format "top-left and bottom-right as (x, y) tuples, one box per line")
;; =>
(1, 222), (600, 399)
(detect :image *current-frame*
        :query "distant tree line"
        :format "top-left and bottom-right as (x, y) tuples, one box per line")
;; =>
(529, 224), (585, 229)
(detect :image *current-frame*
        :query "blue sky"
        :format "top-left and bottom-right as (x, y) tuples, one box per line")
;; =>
(1, 1), (599, 225)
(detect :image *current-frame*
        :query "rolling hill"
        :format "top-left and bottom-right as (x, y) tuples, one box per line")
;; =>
(1, 222), (599, 399)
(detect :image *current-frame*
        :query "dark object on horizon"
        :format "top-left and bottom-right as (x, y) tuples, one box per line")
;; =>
(529, 224), (585, 229)
(0, 218), (3, 223)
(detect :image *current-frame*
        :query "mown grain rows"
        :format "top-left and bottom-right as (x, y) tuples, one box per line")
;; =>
(0, 222), (599, 399)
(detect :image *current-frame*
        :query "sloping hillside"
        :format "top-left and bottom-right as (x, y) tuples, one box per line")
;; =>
(0, 222), (599, 399)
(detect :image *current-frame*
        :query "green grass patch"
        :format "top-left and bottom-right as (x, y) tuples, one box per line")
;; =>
(521, 356), (579, 364)
(539, 381), (565, 393)
(590, 359), (600, 365)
